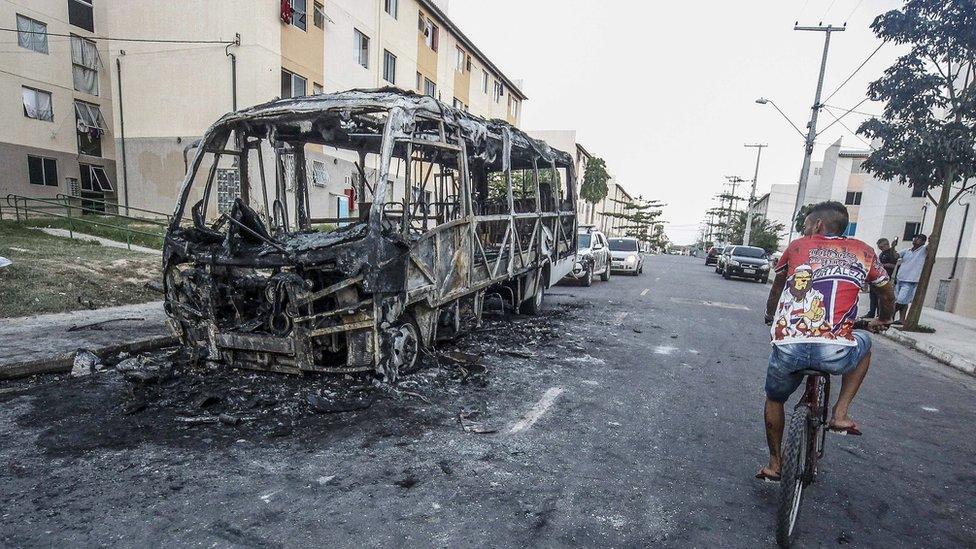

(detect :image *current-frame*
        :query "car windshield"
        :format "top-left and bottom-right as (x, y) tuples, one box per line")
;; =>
(609, 238), (638, 251)
(733, 246), (766, 258)
(578, 233), (592, 249)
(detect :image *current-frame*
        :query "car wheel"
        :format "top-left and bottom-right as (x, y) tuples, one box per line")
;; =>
(601, 264), (611, 282)
(582, 268), (593, 287)
(722, 267), (731, 280)
(762, 275), (770, 284)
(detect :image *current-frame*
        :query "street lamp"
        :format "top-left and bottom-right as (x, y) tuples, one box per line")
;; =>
(756, 96), (818, 242)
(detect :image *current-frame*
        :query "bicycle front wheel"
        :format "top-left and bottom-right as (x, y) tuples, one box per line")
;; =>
(776, 406), (810, 548)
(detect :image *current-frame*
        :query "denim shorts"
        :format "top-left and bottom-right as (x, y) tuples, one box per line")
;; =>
(895, 281), (918, 305)
(765, 331), (872, 403)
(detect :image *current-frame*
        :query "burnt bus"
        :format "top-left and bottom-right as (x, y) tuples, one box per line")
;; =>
(163, 89), (577, 381)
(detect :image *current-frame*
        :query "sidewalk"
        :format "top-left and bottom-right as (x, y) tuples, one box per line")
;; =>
(0, 301), (175, 379)
(883, 307), (976, 376)
(37, 228), (161, 255)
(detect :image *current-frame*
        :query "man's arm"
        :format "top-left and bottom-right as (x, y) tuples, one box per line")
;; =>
(765, 270), (788, 324)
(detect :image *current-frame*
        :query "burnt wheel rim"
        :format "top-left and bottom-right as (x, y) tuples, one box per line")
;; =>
(392, 323), (419, 372)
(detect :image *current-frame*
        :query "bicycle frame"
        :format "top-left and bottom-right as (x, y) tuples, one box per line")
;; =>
(797, 373), (831, 483)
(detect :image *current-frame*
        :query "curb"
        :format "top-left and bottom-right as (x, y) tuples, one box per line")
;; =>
(881, 330), (976, 377)
(0, 334), (179, 380)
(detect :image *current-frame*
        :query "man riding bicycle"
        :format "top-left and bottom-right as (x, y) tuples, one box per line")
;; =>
(757, 201), (895, 482)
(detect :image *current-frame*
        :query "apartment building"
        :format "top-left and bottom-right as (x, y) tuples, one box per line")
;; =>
(19, 0), (528, 220)
(0, 0), (118, 210)
(526, 129), (594, 220)
(322, 0), (525, 125)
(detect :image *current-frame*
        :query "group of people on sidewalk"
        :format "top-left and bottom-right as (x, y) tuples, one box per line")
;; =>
(864, 233), (928, 324)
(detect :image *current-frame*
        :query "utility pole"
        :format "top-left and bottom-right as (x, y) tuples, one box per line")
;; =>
(743, 144), (767, 246)
(788, 24), (845, 242)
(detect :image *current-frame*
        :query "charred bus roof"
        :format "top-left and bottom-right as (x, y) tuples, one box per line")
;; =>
(193, 87), (571, 171)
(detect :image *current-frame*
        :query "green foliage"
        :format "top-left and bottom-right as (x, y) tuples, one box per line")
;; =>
(794, 204), (812, 234)
(580, 157), (610, 205)
(604, 196), (666, 246)
(857, 0), (976, 196)
(730, 211), (784, 253)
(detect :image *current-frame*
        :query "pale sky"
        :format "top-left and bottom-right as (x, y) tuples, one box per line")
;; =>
(447, 0), (904, 244)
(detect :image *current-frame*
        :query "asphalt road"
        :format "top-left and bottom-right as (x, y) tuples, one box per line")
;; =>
(1, 255), (974, 547)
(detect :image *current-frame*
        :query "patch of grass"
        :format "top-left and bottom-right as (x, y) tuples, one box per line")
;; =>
(900, 324), (937, 334)
(23, 215), (166, 250)
(0, 221), (161, 318)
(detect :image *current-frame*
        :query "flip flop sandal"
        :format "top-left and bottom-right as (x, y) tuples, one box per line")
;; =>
(755, 469), (781, 483)
(828, 423), (863, 436)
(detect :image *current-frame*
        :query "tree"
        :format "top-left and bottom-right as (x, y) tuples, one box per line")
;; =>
(857, 0), (976, 330)
(730, 211), (785, 253)
(793, 204), (813, 234)
(603, 196), (665, 245)
(579, 157), (611, 223)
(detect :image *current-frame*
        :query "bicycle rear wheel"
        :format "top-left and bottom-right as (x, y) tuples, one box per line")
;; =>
(776, 405), (810, 548)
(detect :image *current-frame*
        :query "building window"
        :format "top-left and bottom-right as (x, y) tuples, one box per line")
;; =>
(27, 155), (58, 187)
(70, 35), (99, 95)
(466, 55), (472, 72)
(420, 15), (438, 51)
(844, 191), (862, 205)
(424, 78), (436, 98)
(493, 80), (504, 103)
(313, 82), (323, 94)
(813, 167), (822, 176)
(383, 50), (396, 84)
(313, 1), (325, 29)
(903, 222), (921, 241)
(911, 185), (926, 198)
(482, 69), (489, 93)
(290, 0), (307, 31)
(17, 15), (48, 54)
(312, 160), (328, 188)
(80, 164), (112, 193)
(416, 72), (422, 91)
(384, 0), (398, 19)
(354, 29), (369, 69)
(510, 98), (521, 119)
(22, 87), (53, 121)
(843, 222), (857, 236)
(455, 46), (465, 73)
(75, 100), (106, 156)
(68, 0), (94, 32)
(281, 69), (307, 98)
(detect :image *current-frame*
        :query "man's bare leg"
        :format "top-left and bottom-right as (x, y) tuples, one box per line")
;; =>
(762, 399), (785, 476)
(831, 350), (872, 428)
(895, 304), (907, 323)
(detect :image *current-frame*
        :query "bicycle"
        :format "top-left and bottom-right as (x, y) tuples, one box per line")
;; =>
(775, 319), (880, 548)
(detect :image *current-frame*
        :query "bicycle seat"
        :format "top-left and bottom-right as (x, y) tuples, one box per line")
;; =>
(796, 369), (830, 377)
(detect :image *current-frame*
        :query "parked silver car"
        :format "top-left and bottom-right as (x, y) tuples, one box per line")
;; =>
(564, 227), (611, 286)
(608, 237), (644, 275)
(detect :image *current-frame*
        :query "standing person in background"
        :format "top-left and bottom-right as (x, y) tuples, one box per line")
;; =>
(893, 234), (927, 325)
(865, 238), (899, 319)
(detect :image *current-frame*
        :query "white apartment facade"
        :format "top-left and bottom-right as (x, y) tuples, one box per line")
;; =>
(0, 0), (118, 210)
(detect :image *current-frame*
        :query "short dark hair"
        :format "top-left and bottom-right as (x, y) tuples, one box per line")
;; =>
(914, 233), (927, 243)
(806, 200), (850, 234)
(877, 238), (889, 246)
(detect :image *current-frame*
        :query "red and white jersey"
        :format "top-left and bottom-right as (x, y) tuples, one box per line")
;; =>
(771, 234), (889, 346)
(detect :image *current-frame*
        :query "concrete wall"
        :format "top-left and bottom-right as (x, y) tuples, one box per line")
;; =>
(920, 192), (976, 318)
(105, 1), (281, 213)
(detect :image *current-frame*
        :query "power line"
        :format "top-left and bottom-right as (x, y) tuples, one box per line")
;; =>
(844, 0), (866, 22)
(817, 96), (870, 134)
(822, 42), (884, 104)
(823, 103), (879, 117)
(0, 27), (236, 45)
